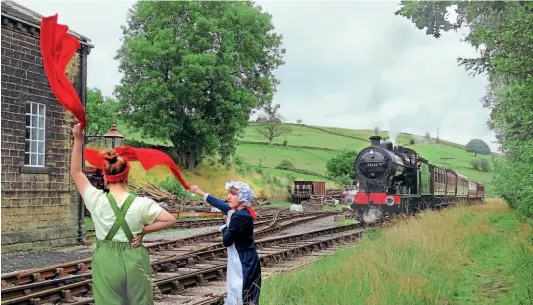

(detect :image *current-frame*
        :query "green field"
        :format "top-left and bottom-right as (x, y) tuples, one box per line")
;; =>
(244, 124), (369, 151)
(236, 143), (341, 175)
(114, 121), (497, 196)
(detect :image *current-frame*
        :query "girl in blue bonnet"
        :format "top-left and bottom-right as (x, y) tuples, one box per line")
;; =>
(189, 181), (261, 305)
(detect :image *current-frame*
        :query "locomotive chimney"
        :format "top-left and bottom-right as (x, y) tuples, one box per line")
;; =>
(370, 135), (381, 147)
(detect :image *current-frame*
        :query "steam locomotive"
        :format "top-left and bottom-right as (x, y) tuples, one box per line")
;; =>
(346, 135), (485, 222)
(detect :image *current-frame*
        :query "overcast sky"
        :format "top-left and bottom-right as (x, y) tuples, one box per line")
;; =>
(17, 0), (498, 151)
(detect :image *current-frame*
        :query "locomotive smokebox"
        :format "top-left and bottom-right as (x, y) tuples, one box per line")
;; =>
(369, 135), (382, 147)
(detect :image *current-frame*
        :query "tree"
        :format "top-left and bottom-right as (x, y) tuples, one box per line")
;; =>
(256, 103), (291, 145)
(86, 88), (120, 136)
(115, 1), (285, 169)
(466, 139), (491, 156)
(326, 150), (357, 183)
(296, 119), (302, 124)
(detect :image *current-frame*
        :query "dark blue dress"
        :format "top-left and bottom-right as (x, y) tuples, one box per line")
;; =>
(204, 194), (262, 305)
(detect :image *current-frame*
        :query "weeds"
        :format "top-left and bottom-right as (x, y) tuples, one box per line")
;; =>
(261, 199), (533, 305)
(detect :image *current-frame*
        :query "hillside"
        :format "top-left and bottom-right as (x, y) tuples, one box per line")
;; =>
(240, 123), (497, 196)
(100, 122), (498, 198)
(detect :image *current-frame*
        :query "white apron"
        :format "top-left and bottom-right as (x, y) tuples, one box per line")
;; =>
(224, 210), (244, 305)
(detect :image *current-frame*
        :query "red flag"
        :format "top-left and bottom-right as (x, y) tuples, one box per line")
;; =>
(40, 14), (87, 129)
(85, 146), (191, 190)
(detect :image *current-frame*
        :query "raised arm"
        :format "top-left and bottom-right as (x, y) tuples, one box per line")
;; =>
(189, 185), (231, 214)
(71, 124), (90, 196)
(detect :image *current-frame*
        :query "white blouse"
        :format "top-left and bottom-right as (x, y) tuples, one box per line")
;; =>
(83, 184), (164, 242)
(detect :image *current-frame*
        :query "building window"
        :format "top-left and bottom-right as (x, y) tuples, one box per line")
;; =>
(25, 102), (45, 167)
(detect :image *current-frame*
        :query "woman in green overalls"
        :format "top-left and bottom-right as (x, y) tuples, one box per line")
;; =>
(70, 124), (177, 304)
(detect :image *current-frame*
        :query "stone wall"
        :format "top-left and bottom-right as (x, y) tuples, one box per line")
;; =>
(0, 18), (88, 252)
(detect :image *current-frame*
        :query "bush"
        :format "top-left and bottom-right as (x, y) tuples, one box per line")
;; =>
(480, 159), (490, 172)
(158, 176), (189, 199)
(282, 139), (288, 147)
(285, 174), (297, 193)
(255, 157), (265, 174)
(333, 174), (353, 187)
(276, 159), (295, 171)
(234, 156), (253, 175)
(471, 159), (481, 170)
(409, 139), (415, 145)
(326, 150), (357, 181)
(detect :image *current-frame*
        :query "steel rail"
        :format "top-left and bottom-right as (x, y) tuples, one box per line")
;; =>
(1, 221), (358, 305)
(1, 212), (332, 287)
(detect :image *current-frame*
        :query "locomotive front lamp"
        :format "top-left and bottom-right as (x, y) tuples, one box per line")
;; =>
(103, 122), (125, 149)
(346, 197), (354, 205)
(385, 196), (395, 206)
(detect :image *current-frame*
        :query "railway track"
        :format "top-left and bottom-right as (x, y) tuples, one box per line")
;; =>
(84, 216), (279, 240)
(2, 221), (364, 305)
(1, 212), (336, 297)
(1, 211), (324, 288)
(87, 215), (279, 236)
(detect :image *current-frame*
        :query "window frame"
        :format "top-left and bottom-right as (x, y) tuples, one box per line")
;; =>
(24, 101), (46, 168)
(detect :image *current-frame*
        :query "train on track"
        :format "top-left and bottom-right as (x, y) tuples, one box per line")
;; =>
(346, 135), (485, 222)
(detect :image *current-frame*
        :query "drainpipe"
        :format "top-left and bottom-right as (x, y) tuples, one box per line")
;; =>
(77, 45), (89, 244)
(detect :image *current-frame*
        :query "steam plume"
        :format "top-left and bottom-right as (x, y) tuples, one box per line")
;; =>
(363, 207), (383, 224)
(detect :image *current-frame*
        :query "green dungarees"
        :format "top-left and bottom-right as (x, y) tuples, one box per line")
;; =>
(91, 193), (154, 305)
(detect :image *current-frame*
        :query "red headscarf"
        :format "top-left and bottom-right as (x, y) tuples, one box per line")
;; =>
(85, 146), (190, 189)
(40, 14), (87, 129)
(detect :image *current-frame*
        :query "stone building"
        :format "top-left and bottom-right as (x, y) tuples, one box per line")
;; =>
(1, 0), (94, 252)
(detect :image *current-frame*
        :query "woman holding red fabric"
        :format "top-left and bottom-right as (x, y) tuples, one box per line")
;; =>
(70, 124), (177, 304)
(189, 181), (262, 305)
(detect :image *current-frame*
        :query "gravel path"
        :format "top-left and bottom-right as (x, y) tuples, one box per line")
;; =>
(269, 215), (338, 238)
(1, 226), (218, 274)
(1, 247), (94, 274)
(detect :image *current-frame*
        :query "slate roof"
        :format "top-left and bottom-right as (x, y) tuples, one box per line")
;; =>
(1, 0), (92, 45)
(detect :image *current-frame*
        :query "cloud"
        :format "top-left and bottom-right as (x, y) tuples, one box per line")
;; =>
(16, 0), (498, 151)
(257, 0), (496, 150)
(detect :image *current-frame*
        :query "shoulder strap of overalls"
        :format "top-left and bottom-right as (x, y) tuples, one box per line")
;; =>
(104, 193), (136, 242)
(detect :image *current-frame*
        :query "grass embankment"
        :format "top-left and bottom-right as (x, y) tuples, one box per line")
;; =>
(261, 199), (533, 305)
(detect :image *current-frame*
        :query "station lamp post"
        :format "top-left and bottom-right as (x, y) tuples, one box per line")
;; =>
(102, 122), (125, 149)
